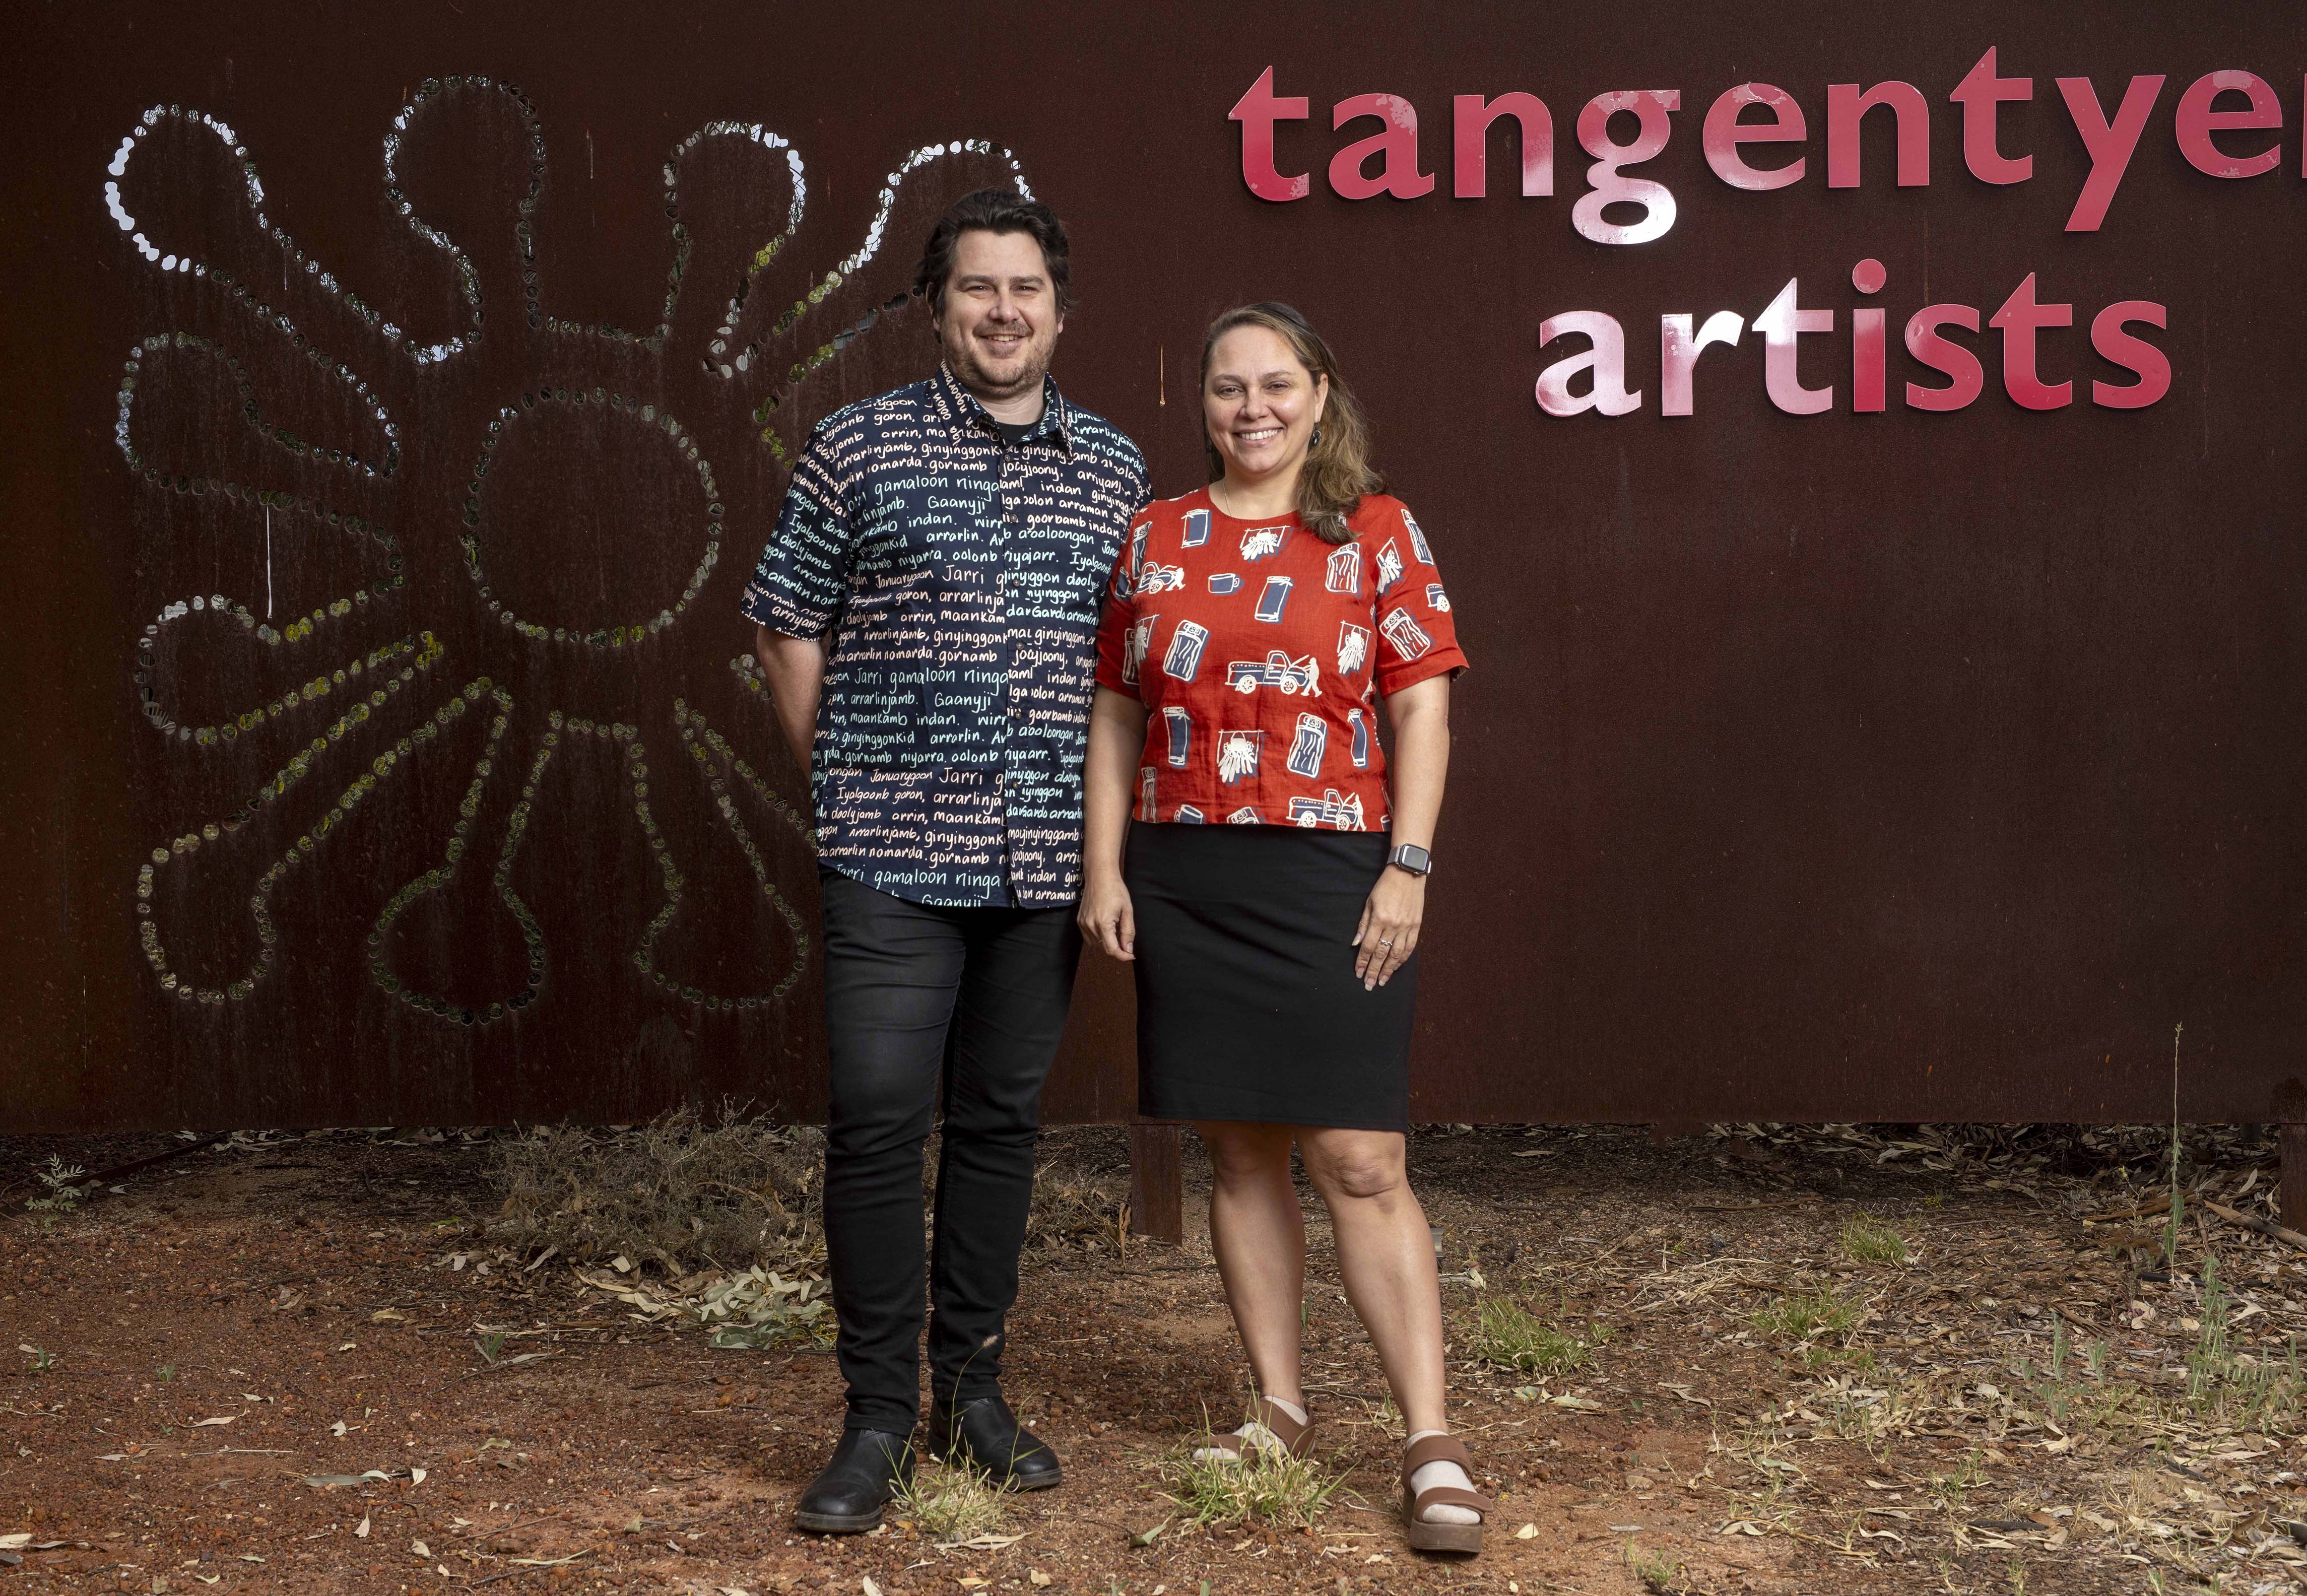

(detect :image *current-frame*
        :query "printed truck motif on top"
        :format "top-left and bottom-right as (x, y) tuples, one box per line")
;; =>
(1094, 489), (1466, 834)
(1225, 650), (1320, 696)
(1286, 788), (1367, 830)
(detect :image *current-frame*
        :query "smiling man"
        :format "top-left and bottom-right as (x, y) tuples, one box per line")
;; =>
(743, 190), (1148, 1533)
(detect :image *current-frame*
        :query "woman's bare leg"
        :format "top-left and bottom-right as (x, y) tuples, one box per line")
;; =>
(1296, 1127), (1447, 1436)
(1196, 1120), (1306, 1409)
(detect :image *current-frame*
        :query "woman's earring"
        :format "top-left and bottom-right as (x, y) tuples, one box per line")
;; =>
(1310, 426), (1323, 447)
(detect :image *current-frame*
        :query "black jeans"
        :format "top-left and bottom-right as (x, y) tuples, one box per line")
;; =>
(817, 869), (1082, 1435)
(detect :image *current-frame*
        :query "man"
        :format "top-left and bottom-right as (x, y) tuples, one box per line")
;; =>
(743, 189), (1148, 1533)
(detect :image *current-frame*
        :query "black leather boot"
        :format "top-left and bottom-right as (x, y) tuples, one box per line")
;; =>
(793, 1428), (915, 1533)
(927, 1392), (1062, 1490)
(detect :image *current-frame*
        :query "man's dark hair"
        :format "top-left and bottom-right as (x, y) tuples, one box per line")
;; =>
(912, 189), (1073, 317)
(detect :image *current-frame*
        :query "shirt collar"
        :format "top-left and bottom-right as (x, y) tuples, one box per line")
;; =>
(930, 364), (1074, 454)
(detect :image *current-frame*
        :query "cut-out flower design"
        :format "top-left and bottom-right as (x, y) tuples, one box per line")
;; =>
(110, 77), (1033, 1037)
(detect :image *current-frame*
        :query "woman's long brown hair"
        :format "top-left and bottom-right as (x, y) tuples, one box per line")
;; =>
(1200, 302), (1385, 545)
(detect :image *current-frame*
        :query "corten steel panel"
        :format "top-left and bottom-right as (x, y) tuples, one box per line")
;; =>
(2, 3), (2303, 1132)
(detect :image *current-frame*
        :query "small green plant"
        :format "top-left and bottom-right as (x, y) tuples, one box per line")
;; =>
(156, 1364), (175, 1383)
(1840, 1213), (1908, 1266)
(2008, 1554), (2027, 1594)
(19, 1344), (55, 1374)
(1160, 1408), (1349, 1530)
(25, 1155), (88, 1217)
(1927, 1447), (1987, 1512)
(2049, 1316), (2069, 1380)
(474, 1332), (508, 1365)
(892, 1455), (1007, 1542)
(1626, 1541), (1682, 1592)
(2185, 1254), (2232, 1408)
(1752, 1285), (1865, 1344)
(2085, 1338), (2111, 1379)
(1468, 1296), (1610, 1375)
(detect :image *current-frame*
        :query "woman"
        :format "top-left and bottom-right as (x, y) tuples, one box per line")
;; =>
(1079, 303), (1487, 1554)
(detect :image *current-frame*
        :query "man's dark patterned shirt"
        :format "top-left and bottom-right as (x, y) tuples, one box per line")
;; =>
(742, 366), (1149, 907)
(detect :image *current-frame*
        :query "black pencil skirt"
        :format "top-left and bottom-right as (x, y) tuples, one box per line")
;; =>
(1128, 822), (1417, 1132)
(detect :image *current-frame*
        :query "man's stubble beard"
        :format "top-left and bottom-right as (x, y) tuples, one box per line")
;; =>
(943, 322), (1059, 409)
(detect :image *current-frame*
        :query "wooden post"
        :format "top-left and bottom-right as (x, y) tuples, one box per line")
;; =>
(1129, 1122), (1183, 1244)
(2283, 1122), (2307, 1235)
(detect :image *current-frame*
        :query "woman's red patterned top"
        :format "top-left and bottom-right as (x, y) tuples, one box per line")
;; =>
(1093, 487), (1468, 830)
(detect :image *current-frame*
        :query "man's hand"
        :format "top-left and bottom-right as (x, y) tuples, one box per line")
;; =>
(1078, 870), (1136, 961)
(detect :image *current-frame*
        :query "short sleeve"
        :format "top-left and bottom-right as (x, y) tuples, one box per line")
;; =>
(1371, 502), (1469, 697)
(740, 429), (853, 637)
(1092, 510), (1153, 699)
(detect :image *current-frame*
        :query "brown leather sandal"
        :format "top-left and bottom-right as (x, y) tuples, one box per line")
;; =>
(1401, 1432), (1494, 1555)
(1255, 1395), (1316, 1457)
(1194, 1395), (1316, 1461)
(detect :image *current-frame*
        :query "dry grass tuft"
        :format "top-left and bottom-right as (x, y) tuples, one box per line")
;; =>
(1839, 1211), (1909, 1266)
(1468, 1295), (1609, 1375)
(1158, 1412), (1351, 1530)
(1022, 1130), (1132, 1256)
(892, 1456), (1008, 1542)
(492, 1100), (822, 1275)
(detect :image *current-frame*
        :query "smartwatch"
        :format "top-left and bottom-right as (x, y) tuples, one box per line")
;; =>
(1387, 843), (1432, 877)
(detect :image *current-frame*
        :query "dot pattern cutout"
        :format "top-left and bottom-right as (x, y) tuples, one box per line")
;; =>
(367, 688), (548, 1025)
(460, 386), (720, 649)
(112, 80), (1032, 1027)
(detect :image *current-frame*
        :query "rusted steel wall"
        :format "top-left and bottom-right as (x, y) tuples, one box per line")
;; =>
(3, 2), (2302, 1131)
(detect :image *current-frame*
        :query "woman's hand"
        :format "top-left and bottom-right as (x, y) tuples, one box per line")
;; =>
(1079, 870), (1137, 962)
(1353, 866), (1425, 989)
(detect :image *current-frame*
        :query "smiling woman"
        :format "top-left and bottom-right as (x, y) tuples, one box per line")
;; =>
(1078, 302), (1486, 1554)
(1200, 303), (1382, 543)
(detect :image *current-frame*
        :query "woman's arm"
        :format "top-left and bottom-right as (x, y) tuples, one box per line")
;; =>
(1355, 673), (1451, 989)
(754, 623), (827, 773)
(1079, 686), (1151, 960)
